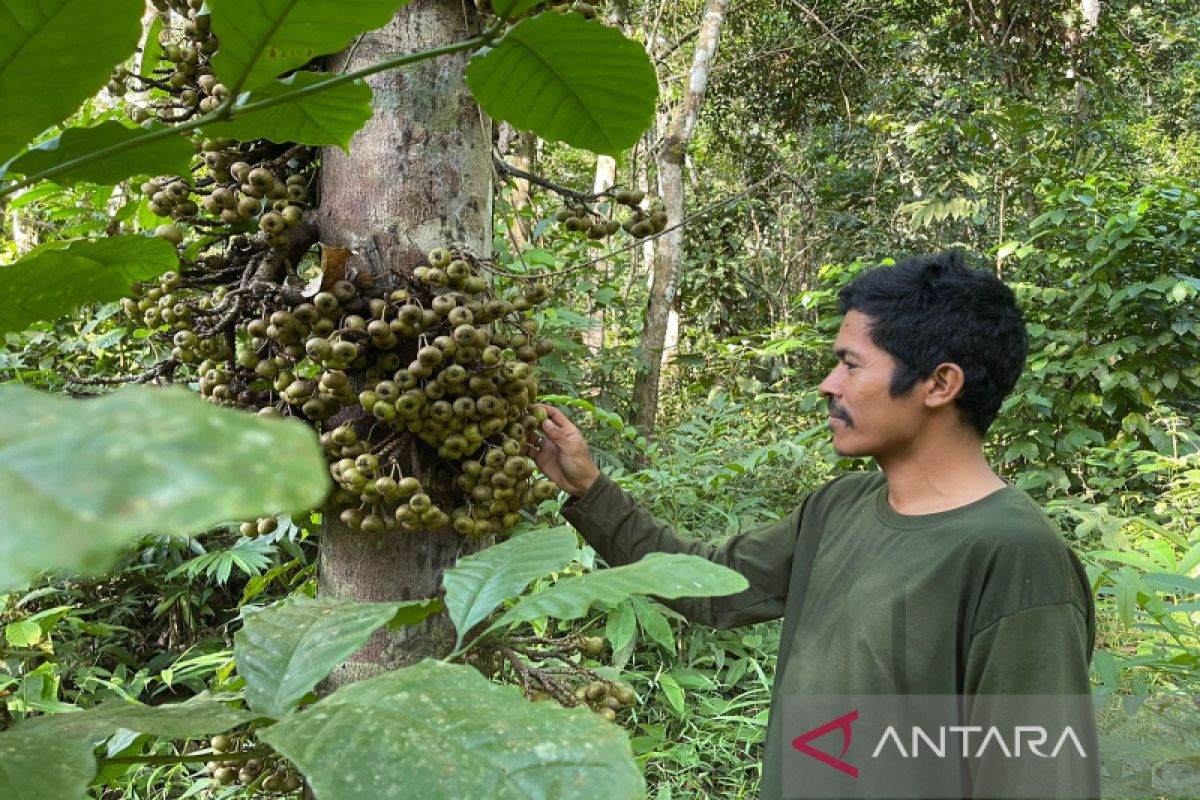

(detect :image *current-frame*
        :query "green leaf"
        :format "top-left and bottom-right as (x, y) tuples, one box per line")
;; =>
(1113, 568), (1142, 628)
(466, 13), (657, 156)
(0, 236), (177, 337)
(0, 696), (259, 800)
(657, 673), (685, 716)
(1142, 573), (1200, 595)
(5, 620), (41, 647)
(0, 0), (144, 162)
(387, 599), (444, 627)
(443, 527), (577, 649)
(0, 732), (95, 800)
(631, 596), (674, 654)
(201, 71), (373, 150)
(491, 553), (748, 632)
(604, 599), (636, 653)
(258, 660), (644, 800)
(3, 121), (193, 186)
(17, 696), (259, 741)
(492, 0), (544, 18)
(140, 15), (165, 80)
(235, 596), (441, 717)
(209, 0), (411, 95)
(0, 385), (329, 593)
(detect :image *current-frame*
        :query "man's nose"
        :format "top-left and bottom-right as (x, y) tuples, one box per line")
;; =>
(818, 369), (839, 398)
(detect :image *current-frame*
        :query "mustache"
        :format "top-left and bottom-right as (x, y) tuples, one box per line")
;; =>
(827, 402), (852, 425)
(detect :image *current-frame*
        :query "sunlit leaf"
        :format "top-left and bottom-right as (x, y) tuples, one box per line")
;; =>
(0, 236), (177, 336)
(235, 596), (442, 717)
(443, 527), (577, 648)
(3, 121), (193, 186)
(0, 0), (144, 162)
(209, 0), (412, 94)
(201, 71), (373, 150)
(259, 660), (644, 799)
(466, 13), (657, 156)
(491, 553), (747, 632)
(0, 385), (329, 593)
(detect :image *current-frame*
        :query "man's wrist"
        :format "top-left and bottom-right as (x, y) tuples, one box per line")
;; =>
(572, 468), (601, 499)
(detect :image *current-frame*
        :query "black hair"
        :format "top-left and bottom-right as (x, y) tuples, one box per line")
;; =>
(836, 250), (1028, 437)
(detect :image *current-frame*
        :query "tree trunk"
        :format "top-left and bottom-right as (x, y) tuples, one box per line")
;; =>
(316, 0), (491, 687)
(1070, 0), (1100, 118)
(581, 0), (629, 356)
(499, 122), (536, 250)
(632, 0), (728, 437)
(581, 155), (617, 355)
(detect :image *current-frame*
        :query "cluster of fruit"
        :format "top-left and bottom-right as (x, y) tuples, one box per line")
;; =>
(108, 0), (312, 252)
(127, 248), (559, 538)
(573, 679), (636, 722)
(203, 734), (301, 793)
(112, 0), (223, 118)
(239, 517), (279, 539)
(121, 269), (218, 354)
(554, 188), (668, 240)
(144, 147), (311, 251)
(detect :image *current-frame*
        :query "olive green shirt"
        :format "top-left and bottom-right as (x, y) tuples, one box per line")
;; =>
(562, 470), (1098, 799)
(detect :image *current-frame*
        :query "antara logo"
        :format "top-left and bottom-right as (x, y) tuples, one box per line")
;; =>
(791, 708), (1089, 779)
(791, 709), (859, 778)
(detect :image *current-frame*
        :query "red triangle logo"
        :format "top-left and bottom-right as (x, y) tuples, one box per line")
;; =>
(791, 709), (859, 778)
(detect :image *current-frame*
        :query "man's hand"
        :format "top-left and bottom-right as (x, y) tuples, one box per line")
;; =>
(530, 405), (600, 498)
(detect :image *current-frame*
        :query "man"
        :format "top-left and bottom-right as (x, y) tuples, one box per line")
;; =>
(533, 251), (1099, 799)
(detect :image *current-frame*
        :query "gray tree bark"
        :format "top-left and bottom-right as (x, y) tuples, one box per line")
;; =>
(316, 0), (492, 686)
(632, 0), (728, 436)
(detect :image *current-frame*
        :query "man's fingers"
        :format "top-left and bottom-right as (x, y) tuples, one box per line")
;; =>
(541, 404), (575, 430)
(541, 418), (569, 442)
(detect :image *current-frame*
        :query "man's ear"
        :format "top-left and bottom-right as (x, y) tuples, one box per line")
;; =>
(923, 362), (965, 408)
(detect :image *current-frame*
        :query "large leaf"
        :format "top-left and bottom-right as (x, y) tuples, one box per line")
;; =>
(202, 71), (373, 150)
(491, 0), (544, 19)
(17, 697), (259, 740)
(0, 0), (144, 162)
(3, 121), (193, 186)
(0, 385), (329, 593)
(465, 13), (657, 156)
(235, 596), (442, 717)
(209, 0), (411, 95)
(491, 553), (748, 632)
(0, 698), (258, 800)
(443, 527), (577, 648)
(259, 660), (644, 800)
(0, 732), (95, 800)
(0, 236), (177, 336)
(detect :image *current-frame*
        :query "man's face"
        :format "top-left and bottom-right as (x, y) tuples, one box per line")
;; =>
(817, 311), (927, 459)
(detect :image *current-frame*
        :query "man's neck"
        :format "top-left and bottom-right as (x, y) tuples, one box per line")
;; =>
(877, 436), (1006, 516)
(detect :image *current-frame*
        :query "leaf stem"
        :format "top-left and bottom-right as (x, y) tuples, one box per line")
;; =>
(97, 747), (276, 767)
(0, 21), (505, 200)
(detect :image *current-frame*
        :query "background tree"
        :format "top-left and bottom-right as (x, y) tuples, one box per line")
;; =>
(633, 0), (730, 437)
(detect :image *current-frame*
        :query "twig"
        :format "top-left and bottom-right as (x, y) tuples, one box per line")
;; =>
(65, 358), (180, 386)
(482, 168), (783, 281)
(98, 748), (275, 767)
(492, 156), (612, 204)
(782, 0), (866, 73)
